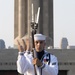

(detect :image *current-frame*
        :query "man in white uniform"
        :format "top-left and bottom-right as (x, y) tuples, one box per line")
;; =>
(17, 34), (58, 75)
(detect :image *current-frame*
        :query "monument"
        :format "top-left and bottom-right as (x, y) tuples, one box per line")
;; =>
(14, 0), (53, 47)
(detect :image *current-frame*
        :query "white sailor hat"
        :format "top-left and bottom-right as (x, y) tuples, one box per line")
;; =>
(34, 34), (46, 41)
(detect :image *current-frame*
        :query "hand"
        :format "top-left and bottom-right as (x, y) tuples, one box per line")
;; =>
(32, 58), (43, 67)
(17, 39), (26, 52)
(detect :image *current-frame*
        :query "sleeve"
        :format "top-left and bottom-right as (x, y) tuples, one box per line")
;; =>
(17, 52), (31, 74)
(40, 55), (58, 75)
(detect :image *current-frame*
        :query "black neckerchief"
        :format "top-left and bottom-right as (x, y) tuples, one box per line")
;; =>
(36, 50), (44, 60)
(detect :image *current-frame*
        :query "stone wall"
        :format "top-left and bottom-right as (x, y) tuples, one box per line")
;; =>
(0, 49), (75, 75)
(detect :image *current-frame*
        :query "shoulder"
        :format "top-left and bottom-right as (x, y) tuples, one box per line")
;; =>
(44, 50), (58, 60)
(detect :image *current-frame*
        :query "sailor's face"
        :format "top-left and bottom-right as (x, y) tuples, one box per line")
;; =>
(34, 40), (45, 52)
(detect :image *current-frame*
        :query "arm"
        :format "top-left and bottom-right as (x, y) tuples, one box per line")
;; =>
(17, 52), (30, 74)
(16, 39), (31, 74)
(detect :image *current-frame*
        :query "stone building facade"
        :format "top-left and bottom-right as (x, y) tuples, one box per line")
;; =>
(0, 49), (75, 75)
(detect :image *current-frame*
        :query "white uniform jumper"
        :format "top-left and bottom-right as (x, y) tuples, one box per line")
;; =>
(17, 50), (58, 75)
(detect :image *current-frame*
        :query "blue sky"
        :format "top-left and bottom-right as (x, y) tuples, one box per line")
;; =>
(0, 0), (75, 48)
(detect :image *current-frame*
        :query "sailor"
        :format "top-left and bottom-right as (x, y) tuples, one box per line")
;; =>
(17, 33), (58, 75)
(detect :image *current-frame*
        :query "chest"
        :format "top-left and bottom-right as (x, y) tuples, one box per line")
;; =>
(41, 53), (51, 65)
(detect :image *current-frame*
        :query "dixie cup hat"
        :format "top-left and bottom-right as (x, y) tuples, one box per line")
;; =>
(34, 34), (46, 41)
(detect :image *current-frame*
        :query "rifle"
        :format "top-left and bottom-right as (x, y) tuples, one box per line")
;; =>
(31, 3), (40, 75)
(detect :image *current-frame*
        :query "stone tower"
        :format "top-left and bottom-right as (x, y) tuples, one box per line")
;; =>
(14, 0), (53, 47)
(60, 37), (68, 49)
(0, 39), (6, 49)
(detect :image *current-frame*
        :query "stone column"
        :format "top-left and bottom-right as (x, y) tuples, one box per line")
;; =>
(39, 0), (53, 47)
(14, 0), (18, 39)
(18, 0), (27, 38)
(43, 0), (49, 36)
(27, 0), (32, 37)
(14, 0), (28, 45)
